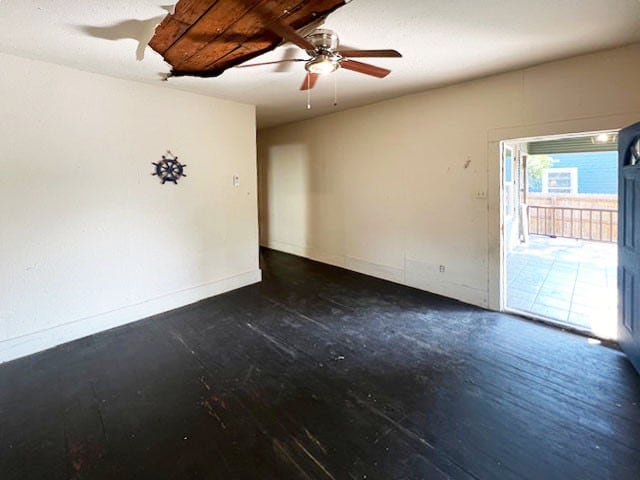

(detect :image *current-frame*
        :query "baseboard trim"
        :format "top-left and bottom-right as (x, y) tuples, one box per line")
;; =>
(262, 242), (489, 309)
(0, 269), (262, 364)
(262, 240), (347, 270)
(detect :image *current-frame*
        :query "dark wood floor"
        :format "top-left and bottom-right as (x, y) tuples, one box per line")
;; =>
(1, 249), (640, 479)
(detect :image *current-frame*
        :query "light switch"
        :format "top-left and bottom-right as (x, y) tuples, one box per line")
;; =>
(233, 175), (240, 187)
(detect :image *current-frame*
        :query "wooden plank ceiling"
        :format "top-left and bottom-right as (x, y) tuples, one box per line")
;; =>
(149, 0), (348, 78)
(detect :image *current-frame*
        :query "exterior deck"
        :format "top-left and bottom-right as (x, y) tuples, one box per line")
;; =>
(507, 235), (617, 339)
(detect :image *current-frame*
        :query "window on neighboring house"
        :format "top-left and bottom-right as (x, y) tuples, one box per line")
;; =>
(542, 167), (578, 194)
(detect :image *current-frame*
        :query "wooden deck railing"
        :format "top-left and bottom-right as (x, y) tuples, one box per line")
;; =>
(527, 206), (618, 243)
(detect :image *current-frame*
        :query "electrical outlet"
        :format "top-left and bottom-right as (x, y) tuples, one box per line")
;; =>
(475, 191), (487, 199)
(439, 265), (445, 273)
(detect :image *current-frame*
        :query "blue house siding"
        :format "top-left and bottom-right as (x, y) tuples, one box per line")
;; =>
(529, 151), (618, 194)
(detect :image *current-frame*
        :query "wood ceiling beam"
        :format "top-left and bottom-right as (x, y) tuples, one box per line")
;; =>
(198, 0), (344, 75)
(149, 0), (348, 78)
(149, 0), (220, 55)
(163, 0), (268, 70)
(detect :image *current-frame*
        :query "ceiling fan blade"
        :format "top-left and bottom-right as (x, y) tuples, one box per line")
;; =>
(249, 1), (317, 51)
(254, 2), (315, 50)
(236, 59), (306, 68)
(338, 49), (402, 58)
(340, 59), (391, 78)
(264, 18), (315, 51)
(300, 72), (319, 91)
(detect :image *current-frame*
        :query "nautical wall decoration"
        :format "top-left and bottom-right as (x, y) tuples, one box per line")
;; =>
(152, 151), (187, 184)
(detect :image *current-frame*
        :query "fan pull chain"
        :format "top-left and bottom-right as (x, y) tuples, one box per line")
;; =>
(306, 73), (312, 110)
(333, 70), (338, 107)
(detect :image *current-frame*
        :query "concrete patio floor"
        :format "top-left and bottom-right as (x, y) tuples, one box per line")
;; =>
(507, 235), (617, 339)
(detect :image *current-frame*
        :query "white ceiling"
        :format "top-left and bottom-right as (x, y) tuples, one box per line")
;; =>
(1, 0), (639, 128)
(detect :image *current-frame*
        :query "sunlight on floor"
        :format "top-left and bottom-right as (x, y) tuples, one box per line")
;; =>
(507, 235), (617, 340)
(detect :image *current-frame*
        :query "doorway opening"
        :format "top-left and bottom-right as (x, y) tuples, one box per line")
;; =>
(501, 131), (619, 340)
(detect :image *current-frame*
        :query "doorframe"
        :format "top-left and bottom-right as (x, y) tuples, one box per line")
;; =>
(486, 112), (640, 313)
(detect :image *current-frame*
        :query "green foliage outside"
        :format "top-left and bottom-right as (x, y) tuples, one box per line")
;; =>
(527, 155), (556, 192)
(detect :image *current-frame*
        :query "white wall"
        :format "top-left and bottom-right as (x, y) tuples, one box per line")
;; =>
(258, 43), (640, 309)
(0, 53), (260, 362)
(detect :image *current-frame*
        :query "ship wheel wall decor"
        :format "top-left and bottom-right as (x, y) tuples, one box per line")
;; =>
(152, 151), (187, 184)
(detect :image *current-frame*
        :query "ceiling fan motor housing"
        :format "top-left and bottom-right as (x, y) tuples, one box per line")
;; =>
(305, 29), (340, 55)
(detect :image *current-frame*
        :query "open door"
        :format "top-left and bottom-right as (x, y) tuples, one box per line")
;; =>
(618, 122), (640, 373)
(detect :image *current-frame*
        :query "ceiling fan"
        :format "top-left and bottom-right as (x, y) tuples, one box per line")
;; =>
(236, 26), (402, 91)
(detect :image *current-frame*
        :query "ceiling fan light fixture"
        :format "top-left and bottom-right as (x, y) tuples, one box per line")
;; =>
(305, 54), (339, 75)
